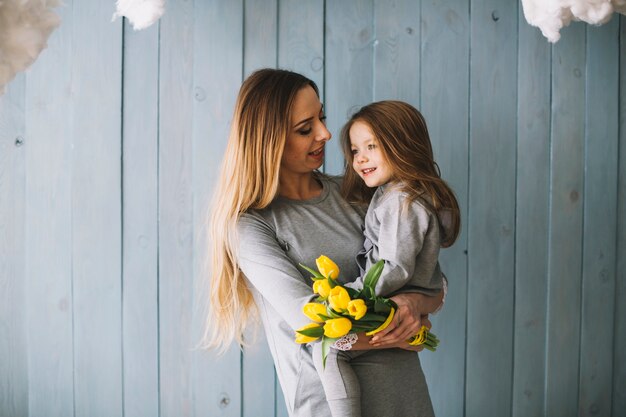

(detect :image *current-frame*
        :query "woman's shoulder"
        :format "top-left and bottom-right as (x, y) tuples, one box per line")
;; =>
(237, 211), (275, 238)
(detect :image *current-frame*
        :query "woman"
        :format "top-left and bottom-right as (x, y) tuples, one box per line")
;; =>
(204, 68), (443, 417)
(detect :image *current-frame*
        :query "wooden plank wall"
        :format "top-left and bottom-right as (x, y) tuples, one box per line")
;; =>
(0, 1), (624, 416)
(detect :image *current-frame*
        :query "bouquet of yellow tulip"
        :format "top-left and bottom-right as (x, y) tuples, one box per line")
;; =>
(294, 255), (439, 366)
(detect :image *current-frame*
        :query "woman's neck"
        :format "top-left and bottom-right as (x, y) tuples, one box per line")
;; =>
(278, 172), (323, 200)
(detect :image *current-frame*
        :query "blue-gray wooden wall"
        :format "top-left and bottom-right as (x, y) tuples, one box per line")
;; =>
(1, 0), (624, 416)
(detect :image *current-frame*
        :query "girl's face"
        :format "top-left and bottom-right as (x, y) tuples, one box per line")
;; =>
(281, 85), (331, 176)
(349, 121), (394, 188)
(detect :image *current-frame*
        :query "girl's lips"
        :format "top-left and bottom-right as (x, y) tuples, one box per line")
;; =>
(361, 167), (376, 175)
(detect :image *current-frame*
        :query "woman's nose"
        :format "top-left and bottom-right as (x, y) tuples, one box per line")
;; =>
(316, 123), (331, 142)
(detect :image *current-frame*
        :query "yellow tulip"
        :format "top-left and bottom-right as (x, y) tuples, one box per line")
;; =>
(347, 299), (367, 320)
(303, 302), (327, 322)
(323, 318), (352, 338)
(313, 279), (331, 298)
(328, 286), (351, 312)
(316, 255), (340, 280)
(295, 323), (322, 344)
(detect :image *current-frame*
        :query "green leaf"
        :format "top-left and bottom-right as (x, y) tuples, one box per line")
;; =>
(374, 299), (392, 314)
(345, 286), (359, 298)
(350, 326), (373, 333)
(363, 260), (385, 293)
(325, 308), (345, 319)
(299, 263), (325, 280)
(322, 336), (337, 368)
(349, 319), (380, 327)
(361, 287), (373, 300)
(360, 312), (388, 322)
(296, 326), (324, 338)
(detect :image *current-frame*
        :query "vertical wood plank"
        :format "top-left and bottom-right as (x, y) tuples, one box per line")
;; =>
(579, 20), (619, 417)
(0, 76), (28, 417)
(466, 1), (518, 416)
(373, 0), (420, 103)
(278, 0), (324, 94)
(122, 20), (160, 417)
(242, 1), (282, 415)
(71, 1), (124, 415)
(24, 3), (75, 415)
(325, 0), (374, 175)
(242, 330), (276, 417)
(546, 22), (586, 417)
(275, 381), (289, 417)
(419, 1), (469, 416)
(614, 17), (626, 416)
(158, 0), (195, 414)
(512, 12), (551, 417)
(191, 0), (243, 415)
(244, 0), (277, 75)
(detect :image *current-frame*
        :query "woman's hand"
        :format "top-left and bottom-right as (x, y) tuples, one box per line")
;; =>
(349, 325), (429, 351)
(369, 292), (442, 347)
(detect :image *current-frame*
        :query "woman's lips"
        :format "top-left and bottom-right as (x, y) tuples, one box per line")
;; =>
(309, 147), (324, 159)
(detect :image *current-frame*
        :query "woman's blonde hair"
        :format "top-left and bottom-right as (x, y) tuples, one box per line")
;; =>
(340, 100), (461, 247)
(203, 68), (319, 352)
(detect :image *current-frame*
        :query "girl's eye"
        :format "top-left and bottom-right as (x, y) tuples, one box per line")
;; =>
(367, 144), (376, 150)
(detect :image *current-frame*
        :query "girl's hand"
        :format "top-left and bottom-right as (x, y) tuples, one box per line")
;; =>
(370, 292), (441, 347)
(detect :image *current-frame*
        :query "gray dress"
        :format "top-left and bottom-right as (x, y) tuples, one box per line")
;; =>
(237, 175), (434, 417)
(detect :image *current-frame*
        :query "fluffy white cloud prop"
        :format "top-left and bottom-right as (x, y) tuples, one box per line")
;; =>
(112, 0), (165, 30)
(0, 0), (61, 94)
(522, 0), (626, 42)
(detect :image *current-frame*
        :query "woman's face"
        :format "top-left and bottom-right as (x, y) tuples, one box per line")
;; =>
(281, 85), (331, 176)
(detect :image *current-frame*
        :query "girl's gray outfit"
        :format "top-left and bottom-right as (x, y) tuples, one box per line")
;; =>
(237, 175), (434, 417)
(313, 183), (449, 416)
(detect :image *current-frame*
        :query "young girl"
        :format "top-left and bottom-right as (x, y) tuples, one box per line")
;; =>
(311, 100), (460, 417)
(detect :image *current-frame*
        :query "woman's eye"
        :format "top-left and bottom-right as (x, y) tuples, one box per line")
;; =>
(298, 128), (312, 135)
(351, 149), (358, 155)
(319, 115), (327, 123)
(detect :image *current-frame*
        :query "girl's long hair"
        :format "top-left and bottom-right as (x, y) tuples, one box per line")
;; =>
(340, 100), (460, 247)
(203, 69), (319, 352)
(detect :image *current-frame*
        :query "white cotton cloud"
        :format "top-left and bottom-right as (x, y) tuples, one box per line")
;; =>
(521, 0), (626, 42)
(0, 0), (61, 95)
(112, 0), (165, 31)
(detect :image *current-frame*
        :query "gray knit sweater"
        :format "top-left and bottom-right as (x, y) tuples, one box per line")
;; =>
(354, 183), (449, 297)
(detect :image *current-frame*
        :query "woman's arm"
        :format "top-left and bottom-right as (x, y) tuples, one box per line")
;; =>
(343, 313), (433, 351)
(237, 213), (318, 331)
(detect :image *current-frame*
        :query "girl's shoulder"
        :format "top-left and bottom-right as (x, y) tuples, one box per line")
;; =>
(375, 184), (436, 217)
